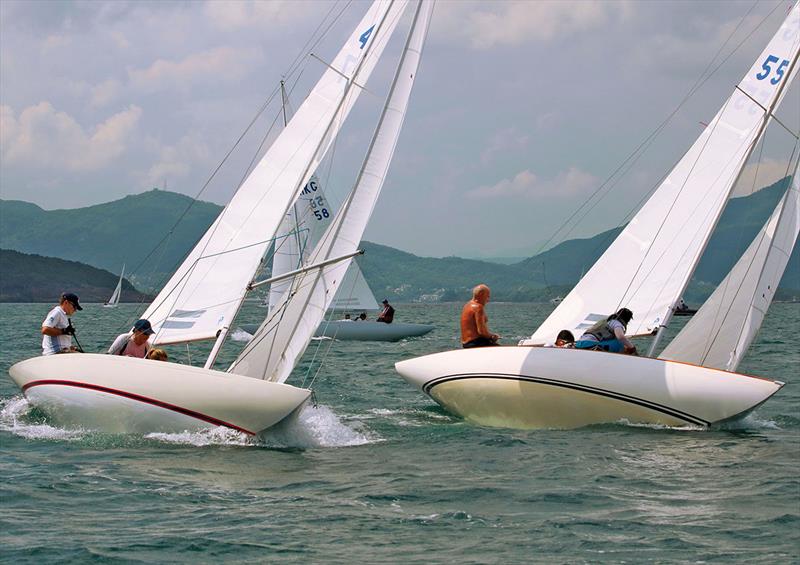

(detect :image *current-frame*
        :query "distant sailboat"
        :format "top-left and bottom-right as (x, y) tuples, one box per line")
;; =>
(396, 3), (799, 429)
(104, 264), (125, 308)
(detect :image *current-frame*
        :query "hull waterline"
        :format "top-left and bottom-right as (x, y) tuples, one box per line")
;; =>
(9, 354), (311, 435)
(395, 347), (784, 430)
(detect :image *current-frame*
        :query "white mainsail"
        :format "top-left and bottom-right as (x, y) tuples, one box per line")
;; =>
(141, 0), (409, 346)
(661, 163), (799, 371)
(105, 264), (125, 307)
(230, 0), (434, 382)
(529, 3), (800, 344)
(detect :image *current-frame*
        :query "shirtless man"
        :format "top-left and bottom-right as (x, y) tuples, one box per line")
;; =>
(460, 284), (499, 348)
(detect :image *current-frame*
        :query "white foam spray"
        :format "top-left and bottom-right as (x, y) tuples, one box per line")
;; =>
(0, 396), (86, 441)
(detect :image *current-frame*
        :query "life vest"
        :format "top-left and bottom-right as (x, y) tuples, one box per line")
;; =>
(584, 317), (617, 342)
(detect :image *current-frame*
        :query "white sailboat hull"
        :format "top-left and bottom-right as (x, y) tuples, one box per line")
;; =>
(395, 347), (784, 429)
(315, 321), (434, 341)
(9, 354), (311, 435)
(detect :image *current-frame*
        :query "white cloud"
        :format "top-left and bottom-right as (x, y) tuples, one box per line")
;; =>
(480, 126), (530, 164)
(432, 0), (633, 49)
(144, 133), (210, 188)
(1, 102), (142, 171)
(468, 167), (597, 200)
(202, 0), (315, 31)
(91, 78), (123, 107)
(128, 46), (261, 92)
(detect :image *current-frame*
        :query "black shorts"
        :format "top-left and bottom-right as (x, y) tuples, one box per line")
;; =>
(462, 336), (498, 348)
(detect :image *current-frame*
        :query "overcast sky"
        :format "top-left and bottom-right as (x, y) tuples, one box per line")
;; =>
(1, 0), (798, 258)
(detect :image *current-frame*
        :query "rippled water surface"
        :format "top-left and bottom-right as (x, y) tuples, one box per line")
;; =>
(1, 302), (798, 563)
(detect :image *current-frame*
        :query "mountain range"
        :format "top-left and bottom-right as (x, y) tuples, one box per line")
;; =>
(1, 178), (797, 303)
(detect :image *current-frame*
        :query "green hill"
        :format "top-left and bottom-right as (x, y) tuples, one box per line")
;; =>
(0, 189), (220, 290)
(0, 249), (150, 303)
(0, 180), (797, 303)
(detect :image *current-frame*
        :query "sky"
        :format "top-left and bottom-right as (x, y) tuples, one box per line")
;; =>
(1, 0), (798, 258)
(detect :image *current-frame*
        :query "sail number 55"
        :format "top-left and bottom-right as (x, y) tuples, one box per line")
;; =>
(756, 55), (790, 85)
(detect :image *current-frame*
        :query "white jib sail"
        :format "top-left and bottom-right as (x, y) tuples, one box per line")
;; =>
(230, 0), (433, 382)
(529, 3), (800, 345)
(107, 264), (125, 305)
(661, 164), (799, 371)
(141, 0), (408, 346)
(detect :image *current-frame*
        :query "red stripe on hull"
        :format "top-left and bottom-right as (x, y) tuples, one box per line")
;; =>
(22, 379), (256, 436)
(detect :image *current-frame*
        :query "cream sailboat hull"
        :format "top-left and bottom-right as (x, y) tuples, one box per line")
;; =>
(395, 347), (784, 429)
(9, 354), (311, 435)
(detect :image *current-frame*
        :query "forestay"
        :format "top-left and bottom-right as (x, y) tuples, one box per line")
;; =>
(528, 3), (800, 345)
(661, 162), (799, 371)
(230, 0), (434, 382)
(141, 0), (408, 345)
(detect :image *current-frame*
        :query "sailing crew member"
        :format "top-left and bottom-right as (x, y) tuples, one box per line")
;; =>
(41, 292), (83, 355)
(461, 284), (499, 348)
(377, 299), (395, 324)
(554, 330), (575, 348)
(575, 308), (637, 354)
(108, 318), (154, 358)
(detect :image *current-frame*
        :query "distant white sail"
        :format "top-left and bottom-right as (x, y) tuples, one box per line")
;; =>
(141, 0), (409, 346)
(661, 164), (799, 371)
(105, 264), (125, 307)
(330, 262), (380, 311)
(529, 3), (800, 344)
(231, 0), (433, 382)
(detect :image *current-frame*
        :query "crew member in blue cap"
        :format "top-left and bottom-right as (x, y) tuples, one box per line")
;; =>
(108, 319), (154, 358)
(41, 292), (82, 355)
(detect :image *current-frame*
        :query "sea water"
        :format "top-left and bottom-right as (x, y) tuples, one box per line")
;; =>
(1, 302), (798, 563)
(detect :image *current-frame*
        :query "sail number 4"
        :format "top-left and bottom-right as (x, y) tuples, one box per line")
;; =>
(756, 55), (790, 85)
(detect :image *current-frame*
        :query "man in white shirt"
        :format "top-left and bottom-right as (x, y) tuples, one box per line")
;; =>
(41, 293), (82, 355)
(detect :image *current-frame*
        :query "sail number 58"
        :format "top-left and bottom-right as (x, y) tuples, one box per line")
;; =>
(756, 55), (790, 85)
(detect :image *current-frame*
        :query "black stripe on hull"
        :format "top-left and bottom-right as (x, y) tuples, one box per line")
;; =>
(423, 373), (710, 427)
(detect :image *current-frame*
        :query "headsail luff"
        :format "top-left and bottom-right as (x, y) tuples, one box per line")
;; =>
(141, 0), (408, 346)
(661, 162), (799, 371)
(230, 0), (434, 383)
(529, 3), (800, 345)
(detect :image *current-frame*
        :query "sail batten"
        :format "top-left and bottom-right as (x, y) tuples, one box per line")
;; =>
(528, 4), (800, 345)
(230, 0), (434, 383)
(141, 1), (409, 348)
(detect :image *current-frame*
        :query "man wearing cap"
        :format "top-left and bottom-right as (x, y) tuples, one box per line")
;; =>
(41, 293), (83, 355)
(376, 299), (395, 324)
(108, 319), (154, 358)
